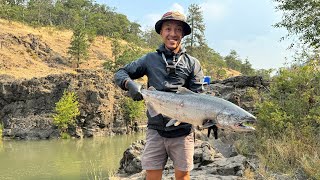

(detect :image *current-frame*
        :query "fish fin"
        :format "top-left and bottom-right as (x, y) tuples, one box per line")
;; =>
(174, 121), (181, 126)
(202, 120), (216, 128)
(146, 102), (159, 117)
(177, 87), (195, 94)
(148, 86), (156, 91)
(214, 127), (218, 139)
(207, 125), (219, 139)
(166, 119), (179, 127)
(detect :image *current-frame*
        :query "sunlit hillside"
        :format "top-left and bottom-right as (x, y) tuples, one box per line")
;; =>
(0, 19), (241, 80)
(0, 19), (113, 79)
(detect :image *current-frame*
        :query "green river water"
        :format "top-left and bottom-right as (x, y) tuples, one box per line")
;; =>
(0, 132), (145, 180)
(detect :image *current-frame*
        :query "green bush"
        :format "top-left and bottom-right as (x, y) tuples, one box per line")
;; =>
(104, 40), (150, 72)
(60, 132), (71, 139)
(121, 97), (146, 126)
(253, 61), (320, 178)
(257, 61), (320, 137)
(53, 90), (80, 134)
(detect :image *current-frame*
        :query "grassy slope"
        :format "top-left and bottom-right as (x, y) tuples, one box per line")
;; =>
(0, 19), (240, 80)
(0, 19), (113, 79)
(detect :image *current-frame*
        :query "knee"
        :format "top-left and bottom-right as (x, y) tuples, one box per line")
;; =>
(146, 169), (163, 180)
(175, 170), (190, 180)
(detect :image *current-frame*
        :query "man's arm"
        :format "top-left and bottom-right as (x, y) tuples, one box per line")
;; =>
(188, 58), (205, 93)
(114, 55), (147, 90)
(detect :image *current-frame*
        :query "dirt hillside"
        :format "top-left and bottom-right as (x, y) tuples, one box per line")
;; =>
(0, 19), (240, 80)
(0, 19), (113, 79)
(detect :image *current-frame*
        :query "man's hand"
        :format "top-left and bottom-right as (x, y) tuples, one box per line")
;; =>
(126, 80), (143, 101)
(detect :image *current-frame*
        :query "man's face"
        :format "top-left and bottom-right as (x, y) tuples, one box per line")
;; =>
(160, 20), (184, 52)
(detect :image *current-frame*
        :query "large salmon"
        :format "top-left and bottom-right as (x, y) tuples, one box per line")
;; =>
(141, 87), (256, 132)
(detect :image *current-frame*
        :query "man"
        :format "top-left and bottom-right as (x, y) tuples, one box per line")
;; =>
(114, 11), (204, 180)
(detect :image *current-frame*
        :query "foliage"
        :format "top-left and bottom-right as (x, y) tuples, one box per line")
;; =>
(184, 4), (230, 79)
(241, 59), (255, 76)
(0, 0), (143, 44)
(185, 3), (206, 53)
(235, 61), (320, 178)
(143, 27), (163, 49)
(104, 39), (150, 72)
(60, 132), (71, 139)
(215, 68), (227, 79)
(255, 68), (274, 80)
(257, 61), (320, 136)
(224, 50), (242, 71)
(111, 38), (121, 61)
(224, 50), (257, 76)
(121, 97), (145, 126)
(185, 4), (206, 54)
(68, 25), (90, 68)
(53, 90), (80, 133)
(274, 0), (320, 48)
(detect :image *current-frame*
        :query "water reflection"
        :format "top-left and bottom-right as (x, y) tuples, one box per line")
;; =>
(0, 132), (145, 180)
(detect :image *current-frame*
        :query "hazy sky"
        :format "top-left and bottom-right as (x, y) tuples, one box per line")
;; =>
(97, 0), (294, 70)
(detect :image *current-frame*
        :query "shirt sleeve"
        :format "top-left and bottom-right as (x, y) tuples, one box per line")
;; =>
(189, 58), (205, 93)
(114, 54), (147, 90)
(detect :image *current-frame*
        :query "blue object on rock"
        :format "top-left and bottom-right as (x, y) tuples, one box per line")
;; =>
(203, 76), (211, 85)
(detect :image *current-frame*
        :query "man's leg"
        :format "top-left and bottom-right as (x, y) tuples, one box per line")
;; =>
(146, 169), (163, 180)
(142, 129), (167, 180)
(166, 132), (194, 180)
(175, 169), (190, 180)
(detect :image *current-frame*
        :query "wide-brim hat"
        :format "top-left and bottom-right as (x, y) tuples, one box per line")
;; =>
(155, 11), (191, 36)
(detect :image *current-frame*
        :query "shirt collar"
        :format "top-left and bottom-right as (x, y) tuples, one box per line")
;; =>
(156, 44), (186, 57)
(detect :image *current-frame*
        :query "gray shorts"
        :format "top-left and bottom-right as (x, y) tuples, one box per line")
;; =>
(141, 129), (194, 171)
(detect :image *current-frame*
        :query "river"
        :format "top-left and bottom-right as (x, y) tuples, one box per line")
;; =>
(0, 132), (145, 180)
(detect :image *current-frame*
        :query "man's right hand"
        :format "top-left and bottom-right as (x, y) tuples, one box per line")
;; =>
(126, 80), (143, 101)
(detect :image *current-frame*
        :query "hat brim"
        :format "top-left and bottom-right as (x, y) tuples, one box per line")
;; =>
(155, 19), (191, 36)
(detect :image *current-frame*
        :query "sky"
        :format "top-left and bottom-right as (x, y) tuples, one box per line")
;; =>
(97, 0), (294, 70)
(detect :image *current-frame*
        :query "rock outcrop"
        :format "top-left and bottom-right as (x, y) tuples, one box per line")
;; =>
(0, 69), (129, 140)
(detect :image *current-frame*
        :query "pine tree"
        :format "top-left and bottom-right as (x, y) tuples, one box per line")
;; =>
(225, 50), (242, 71)
(185, 4), (206, 53)
(68, 25), (89, 68)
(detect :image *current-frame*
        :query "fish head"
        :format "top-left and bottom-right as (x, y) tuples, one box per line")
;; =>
(216, 110), (257, 132)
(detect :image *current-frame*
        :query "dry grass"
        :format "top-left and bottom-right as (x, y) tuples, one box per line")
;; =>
(0, 19), (113, 79)
(224, 68), (241, 77)
(255, 135), (320, 179)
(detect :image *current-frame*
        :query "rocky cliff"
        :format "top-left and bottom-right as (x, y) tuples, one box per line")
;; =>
(0, 69), (129, 140)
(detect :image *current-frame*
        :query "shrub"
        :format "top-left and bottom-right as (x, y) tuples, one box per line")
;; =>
(53, 90), (80, 134)
(236, 61), (320, 179)
(121, 97), (146, 126)
(257, 61), (320, 137)
(255, 61), (320, 178)
(104, 40), (150, 72)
